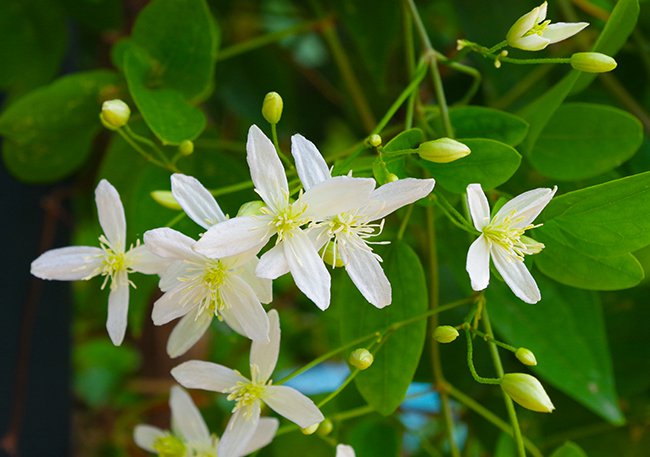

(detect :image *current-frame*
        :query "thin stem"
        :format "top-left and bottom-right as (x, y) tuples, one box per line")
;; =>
(271, 123), (293, 168)
(465, 329), (502, 385)
(434, 194), (478, 234)
(123, 125), (172, 167)
(317, 368), (361, 408)
(499, 57), (571, 65)
(164, 211), (186, 228)
(208, 180), (254, 198)
(432, 199), (477, 235)
(483, 307), (527, 457)
(396, 204), (414, 241)
(463, 324), (517, 353)
(487, 40), (508, 54)
(116, 129), (171, 171)
(403, 1), (417, 129)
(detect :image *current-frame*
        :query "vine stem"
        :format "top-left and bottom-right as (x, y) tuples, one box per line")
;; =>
(116, 128), (175, 172)
(271, 123), (293, 168)
(465, 328), (501, 385)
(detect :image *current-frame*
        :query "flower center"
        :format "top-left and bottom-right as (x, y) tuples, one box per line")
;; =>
(264, 200), (308, 241)
(318, 213), (388, 267)
(152, 435), (186, 457)
(226, 380), (269, 417)
(525, 19), (551, 37)
(197, 260), (228, 317)
(97, 235), (132, 289)
(482, 214), (543, 260)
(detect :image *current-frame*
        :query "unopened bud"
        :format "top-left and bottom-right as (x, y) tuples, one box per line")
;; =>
(262, 91), (283, 125)
(433, 325), (459, 343)
(387, 173), (399, 182)
(515, 347), (537, 366)
(151, 191), (182, 210)
(237, 200), (266, 217)
(501, 373), (555, 413)
(179, 140), (194, 156)
(349, 348), (374, 370)
(418, 138), (470, 164)
(317, 418), (333, 436)
(321, 242), (344, 268)
(570, 52), (617, 73)
(301, 423), (319, 435)
(100, 99), (130, 130)
(368, 134), (382, 147)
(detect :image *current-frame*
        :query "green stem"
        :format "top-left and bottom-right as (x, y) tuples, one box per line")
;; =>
(123, 125), (173, 169)
(208, 180), (254, 198)
(403, 1), (417, 129)
(499, 56), (571, 65)
(116, 129), (171, 171)
(271, 123), (293, 168)
(164, 211), (186, 228)
(396, 204), (414, 241)
(465, 329), (502, 385)
(317, 368), (361, 408)
(432, 199), (477, 235)
(463, 324), (517, 353)
(434, 194), (478, 234)
(487, 40), (508, 54)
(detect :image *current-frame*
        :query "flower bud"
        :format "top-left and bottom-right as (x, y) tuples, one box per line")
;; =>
(100, 99), (130, 130)
(570, 52), (617, 73)
(301, 423), (319, 435)
(418, 138), (470, 164)
(317, 418), (333, 436)
(150, 191), (182, 210)
(237, 200), (266, 217)
(349, 348), (374, 370)
(262, 91), (283, 125)
(368, 134), (382, 147)
(515, 347), (537, 366)
(387, 173), (399, 182)
(433, 325), (459, 343)
(501, 373), (555, 413)
(321, 242), (344, 268)
(179, 140), (194, 156)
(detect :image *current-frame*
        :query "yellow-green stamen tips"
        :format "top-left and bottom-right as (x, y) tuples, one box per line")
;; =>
(501, 373), (555, 413)
(179, 140), (194, 156)
(515, 347), (538, 366)
(152, 435), (186, 457)
(433, 325), (460, 343)
(418, 138), (471, 163)
(570, 52), (617, 73)
(100, 99), (130, 130)
(349, 348), (374, 370)
(226, 380), (268, 416)
(151, 190), (182, 210)
(262, 91), (283, 125)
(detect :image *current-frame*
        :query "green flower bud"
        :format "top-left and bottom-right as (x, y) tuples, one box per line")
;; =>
(321, 242), (344, 268)
(368, 134), (382, 147)
(262, 91), (283, 125)
(150, 190), (182, 210)
(570, 52), (617, 73)
(153, 435), (186, 457)
(349, 348), (374, 370)
(301, 423), (320, 435)
(433, 325), (459, 343)
(501, 373), (555, 413)
(179, 140), (194, 156)
(100, 99), (130, 130)
(237, 200), (266, 217)
(418, 138), (471, 164)
(515, 347), (537, 366)
(317, 418), (333, 436)
(387, 173), (399, 182)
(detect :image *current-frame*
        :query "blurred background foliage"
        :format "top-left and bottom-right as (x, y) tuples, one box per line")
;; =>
(1, 0), (649, 456)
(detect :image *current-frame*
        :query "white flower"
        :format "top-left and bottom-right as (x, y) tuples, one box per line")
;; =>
(144, 174), (272, 358)
(465, 183), (556, 304)
(134, 385), (279, 457)
(194, 125), (375, 310)
(506, 1), (588, 51)
(336, 444), (356, 457)
(282, 134), (434, 308)
(30, 179), (163, 345)
(172, 310), (324, 457)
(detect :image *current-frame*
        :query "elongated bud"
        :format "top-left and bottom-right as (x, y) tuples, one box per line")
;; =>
(368, 134), (382, 147)
(515, 347), (537, 366)
(317, 418), (333, 436)
(433, 325), (459, 343)
(570, 52), (617, 73)
(301, 423), (319, 435)
(151, 191), (182, 210)
(237, 200), (266, 217)
(321, 242), (344, 268)
(501, 373), (555, 413)
(349, 348), (374, 370)
(179, 140), (194, 156)
(262, 91), (283, 125)
(387, 173), (399, 182)
(418, 138), (471, 163)
(100, 99), (130, 130)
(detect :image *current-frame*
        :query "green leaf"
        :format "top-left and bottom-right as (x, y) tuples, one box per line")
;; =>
(549, 442), (588, 457)
(123, 46), (206, 145)
(383, 128), (424, 152)
(0, 70), (119, 183)
(419, 138), (521, 193)
(530, 103), (643, 181)
(348, 418), (400, 457)
(339, 242), (428, 415)
(488, 276), (624, 425)
(449, 106), (529, 146)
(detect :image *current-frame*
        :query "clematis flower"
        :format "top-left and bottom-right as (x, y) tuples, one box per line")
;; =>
(31, 179), (162, 345)
(144, 174), (271, 358)
(280, 134), (434, 308)
(134, 385), (278, 457)
(336, 444), (356, 457)
(465, 183), (556, 304)
(172, 310), (324, 457)
(194, 125), (375, 310)
(506, 1), (588, 51)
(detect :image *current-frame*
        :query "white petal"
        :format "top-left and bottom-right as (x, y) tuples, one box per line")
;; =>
(506, 5), (542, 43)
(171, 173), (227, 229)
(218, 404), (260, 457)
(336, 444), (356, 457)
(221, 276), (270, 343)
(250, 309), (280, 384)
(194, 216), (272, 259)
(106, 273), (129, 345)
(511, 34), (550, 51)
(158, 261), (189, 292)
(543, 22), (589, 44)
(239, 417), (279, 456)
(166, 307), (213, 358)
(362, 178), (435, 221)
(466, 235), (491, 291)
(492, 247), (541, 304)
(95, 179), (126, 250)
(144, 227), (201, 261)
(171, 360), (247, 393)
(169, 386), (211, 443)
(494, 186), (556, 229)
(240, 258), (273, 303)
(537, 1), (548, 21)
(264, 385), (324, 428)
(31, 246), (103, 281)
(466, 184), (491, 231)
(340, 239), (391, 309)
(283, 230), (331, 310)
(151, 284), (199, 325)
(247, 125), (288, 212)
(256, 243), (290, 280)
(127, 243), (168, 275)
(133, 425), (165, 452)
(301, 176), (375, 219)
(291, 134), (331, 190)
